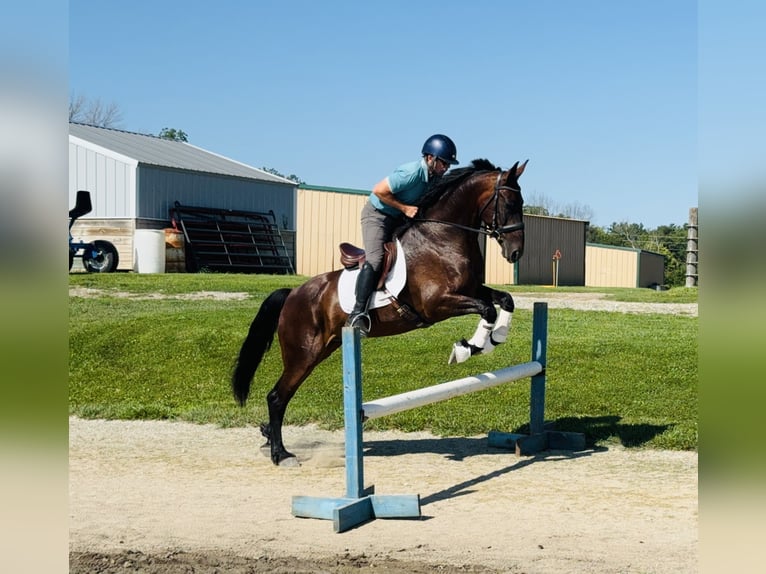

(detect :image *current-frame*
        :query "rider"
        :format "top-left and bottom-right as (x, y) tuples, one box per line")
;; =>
(346, 134), (459, 334)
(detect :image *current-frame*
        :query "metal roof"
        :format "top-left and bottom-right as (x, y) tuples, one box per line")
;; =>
(69, 122), (294, 185)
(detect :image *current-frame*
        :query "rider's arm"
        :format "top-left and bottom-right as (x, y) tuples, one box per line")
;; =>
(372, 178), (418, 218)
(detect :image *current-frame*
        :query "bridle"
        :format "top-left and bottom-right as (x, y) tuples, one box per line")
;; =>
(413, 170), (524, 239)
(479, 171), (525, 238)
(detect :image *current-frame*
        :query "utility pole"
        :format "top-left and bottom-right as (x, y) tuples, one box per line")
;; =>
(685, 207), (698, 287)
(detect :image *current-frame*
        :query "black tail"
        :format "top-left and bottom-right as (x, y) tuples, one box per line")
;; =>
(231, 288), (292, 406)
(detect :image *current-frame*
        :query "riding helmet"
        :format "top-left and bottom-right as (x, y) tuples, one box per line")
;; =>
(422, 134), (459, 165)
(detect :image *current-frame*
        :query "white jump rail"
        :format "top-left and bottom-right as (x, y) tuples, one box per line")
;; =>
(362, 361), (543, 420)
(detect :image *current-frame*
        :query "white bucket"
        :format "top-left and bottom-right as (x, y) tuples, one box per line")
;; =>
(133, 230), (166, 273)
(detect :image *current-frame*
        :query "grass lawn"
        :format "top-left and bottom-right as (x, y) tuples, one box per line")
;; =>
(69, 274), (697, 451)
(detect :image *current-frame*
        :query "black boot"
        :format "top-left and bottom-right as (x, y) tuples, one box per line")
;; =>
(346, 262), (378, 334)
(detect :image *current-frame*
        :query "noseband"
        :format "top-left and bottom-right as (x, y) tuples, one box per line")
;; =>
(413, 170), (524, 238)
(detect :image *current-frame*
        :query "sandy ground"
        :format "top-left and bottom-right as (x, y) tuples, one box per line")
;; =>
(69, 291), (697, 572)
(69, 417), (697, 573)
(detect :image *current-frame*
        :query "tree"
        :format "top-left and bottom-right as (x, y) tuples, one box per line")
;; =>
(69, 93), (123, 128)
(652, 243), (685, 286)
(557, 200), (593, 222)
(651, 224), (687, 262)
(609, 221), (648, 249)
(523, 191), (593, 221)
(524, 192), (557, 217)
(260, 167), (304, 184)
(524, 205), (551, 216)
(158, 127), (189, 142)
(586, 224), (619, 245)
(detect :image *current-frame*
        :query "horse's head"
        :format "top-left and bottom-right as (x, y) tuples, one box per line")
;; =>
(409, 158), (527, 263)
(480, 160), (527, 263)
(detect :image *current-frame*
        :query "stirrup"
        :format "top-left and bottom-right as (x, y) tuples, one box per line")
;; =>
(346, 312), (371, 334)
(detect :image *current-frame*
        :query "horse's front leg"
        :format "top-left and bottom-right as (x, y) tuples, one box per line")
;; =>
(484, 286), (515, 349)
(449, 287), (515, 364)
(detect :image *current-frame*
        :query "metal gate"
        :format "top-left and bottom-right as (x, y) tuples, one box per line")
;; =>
(169, 203), (294, 274)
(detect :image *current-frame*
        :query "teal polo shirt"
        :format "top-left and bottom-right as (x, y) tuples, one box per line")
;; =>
(369, 158), (429, 217)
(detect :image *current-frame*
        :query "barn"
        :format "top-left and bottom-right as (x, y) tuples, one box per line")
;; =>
(515, 215), (587, 286)
(585, 243), (665, 288)
(69, 122), (297, 272)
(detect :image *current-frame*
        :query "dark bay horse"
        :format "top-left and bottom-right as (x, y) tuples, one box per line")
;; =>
(232, 158), (528, 465)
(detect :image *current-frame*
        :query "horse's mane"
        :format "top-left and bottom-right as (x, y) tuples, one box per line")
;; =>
(394, 159), (500, 237)
(413, 158), (499, 210)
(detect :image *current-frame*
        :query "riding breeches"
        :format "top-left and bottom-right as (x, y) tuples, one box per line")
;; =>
(360, 201), (404, 273)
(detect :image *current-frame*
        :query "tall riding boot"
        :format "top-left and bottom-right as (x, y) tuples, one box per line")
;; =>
(346, 262), (378, 334)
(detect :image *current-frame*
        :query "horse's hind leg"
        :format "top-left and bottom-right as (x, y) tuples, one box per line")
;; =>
(263, 340), (341, 467)
(263, 382), (299, 466)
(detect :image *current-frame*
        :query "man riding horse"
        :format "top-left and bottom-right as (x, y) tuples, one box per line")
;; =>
(232, 150), (528, 466)
(346, 134), (460, 334)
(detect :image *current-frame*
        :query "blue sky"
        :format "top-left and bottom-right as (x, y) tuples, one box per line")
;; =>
(68, 0), (699, 229)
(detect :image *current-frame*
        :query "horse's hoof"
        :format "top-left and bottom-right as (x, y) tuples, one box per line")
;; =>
(278, 456), (301, 468)
(482, 337), (497, 354)
(449, 340), (471, 364)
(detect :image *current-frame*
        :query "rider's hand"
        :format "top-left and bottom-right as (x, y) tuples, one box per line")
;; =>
(401, 205), (419, 219)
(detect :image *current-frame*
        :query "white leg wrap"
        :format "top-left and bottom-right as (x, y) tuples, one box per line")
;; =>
(449, 318), (493, 364)
(485, 310), (513, 351)
(467, 318), (493, 349)
(449, 312), (512, 364)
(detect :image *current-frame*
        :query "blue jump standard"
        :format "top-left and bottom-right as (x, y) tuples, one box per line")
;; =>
(291, 324), (420, 533)
(291, 302), (584, 532)
(487, 303), (586, 456)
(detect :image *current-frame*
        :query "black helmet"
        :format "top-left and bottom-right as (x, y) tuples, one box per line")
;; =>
(422, 134), (459, 165)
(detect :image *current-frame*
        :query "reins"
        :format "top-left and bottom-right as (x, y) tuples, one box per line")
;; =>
(412, 171), (524, 238)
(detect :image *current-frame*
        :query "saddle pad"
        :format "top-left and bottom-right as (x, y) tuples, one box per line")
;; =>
(338, 239), (407, 314)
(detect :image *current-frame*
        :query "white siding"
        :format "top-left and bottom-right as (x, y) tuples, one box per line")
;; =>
(296, 187), (366, 276)
(585, 244), (638, 287)
(484, 238), (516, 285)
(69, 140), (137, 218)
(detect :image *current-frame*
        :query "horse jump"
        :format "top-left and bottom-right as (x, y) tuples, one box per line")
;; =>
(292, 302), (585, 533)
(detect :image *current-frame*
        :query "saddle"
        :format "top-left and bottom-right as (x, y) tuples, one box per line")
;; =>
(339, 241), (397, 290)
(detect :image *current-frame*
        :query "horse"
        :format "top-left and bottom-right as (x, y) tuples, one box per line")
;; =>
(232, 158), (528, 465)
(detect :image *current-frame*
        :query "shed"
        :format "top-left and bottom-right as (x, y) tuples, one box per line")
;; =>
(585, 243), (665, 288)
(68, 123), (298, 271)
